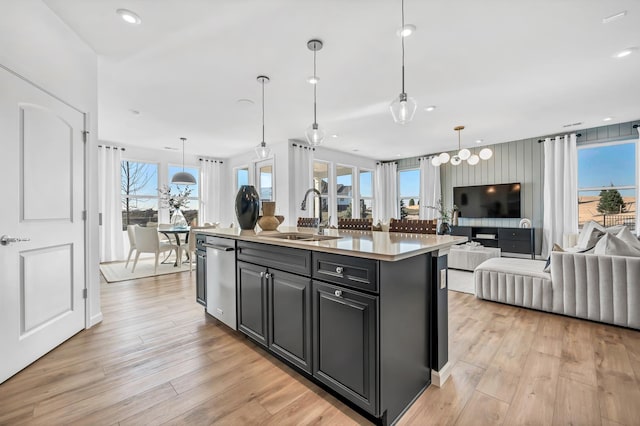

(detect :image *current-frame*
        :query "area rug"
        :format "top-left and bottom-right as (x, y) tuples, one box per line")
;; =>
(100, 257), (192, 283)
(448, 269), (475, 295)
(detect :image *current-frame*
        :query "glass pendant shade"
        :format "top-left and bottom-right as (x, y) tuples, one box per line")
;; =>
(450, 156), (462, 166)
(431, 156), (441, 167)
(305, 123), (325, 146)
(467, 154), (480, 165)
(458, 148), (471, 161)
(390, 93), (417, 124)
(438, 152), (450, 163)
(479, 147), (493, 160)
(255, 141), (270, 159)
(171, 171), (196, 185)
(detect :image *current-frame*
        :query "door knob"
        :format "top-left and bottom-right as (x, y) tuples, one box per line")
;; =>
(1, 235), (30, 246)
(335, 266), (344, 274)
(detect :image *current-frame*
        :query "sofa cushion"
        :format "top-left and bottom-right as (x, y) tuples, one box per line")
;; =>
(576, 221), (605, 250)
(594, 233), (640, 257)
(543, 243), (564, 272)
(617, 226), (640, 252)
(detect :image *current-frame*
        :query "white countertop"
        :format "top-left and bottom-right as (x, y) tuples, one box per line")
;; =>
(198, 226), (467, 261)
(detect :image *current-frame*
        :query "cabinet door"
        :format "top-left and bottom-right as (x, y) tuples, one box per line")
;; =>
(313, 281), (378, 415)
(196, 251), (206, 306)
(237, 261), (268, 346)
(269, 270), (312, 373)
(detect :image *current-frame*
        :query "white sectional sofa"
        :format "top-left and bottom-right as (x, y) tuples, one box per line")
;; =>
(475, 251), (640, 330)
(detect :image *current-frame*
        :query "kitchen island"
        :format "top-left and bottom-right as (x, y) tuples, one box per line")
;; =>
(197, 226), (466, 425)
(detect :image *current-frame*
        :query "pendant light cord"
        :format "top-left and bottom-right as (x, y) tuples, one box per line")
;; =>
(313, 48), (317, 125)
(261, 79), (265, 142)
(181, 137), (186, 172)
(401, 0), (405, 94)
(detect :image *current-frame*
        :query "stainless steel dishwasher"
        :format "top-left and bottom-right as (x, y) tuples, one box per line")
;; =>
(204, 236), (237, 330)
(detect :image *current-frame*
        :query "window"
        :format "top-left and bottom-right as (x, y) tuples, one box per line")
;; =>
(121, 160), (159, 230)
(168, 165), (200, 225)
(578, 141), (636, 230)
(359, 169), (373, 219)
(398, 169), (420, 219)
(236, 166), (249, 190)
(336, 165), (353, 220)
(313, 161), (330, 223)
(256, 159), (274, 201)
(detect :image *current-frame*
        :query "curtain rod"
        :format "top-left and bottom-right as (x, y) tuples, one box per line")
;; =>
(291, 143), (315, 151)
(537, 133), (582, 143)
(198, 158), (224, 164)
(97, 144), (125, 151)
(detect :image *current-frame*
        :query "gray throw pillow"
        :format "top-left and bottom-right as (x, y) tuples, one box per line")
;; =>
(594, 233), (640, 257)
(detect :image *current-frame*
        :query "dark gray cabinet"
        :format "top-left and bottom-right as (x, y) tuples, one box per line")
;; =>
(237, 261), (269, 347)
(196, 251), (206, 306)
(269, 270), (312, 373)
(451, 225), (535, 258)
(313, 281), (378, 414)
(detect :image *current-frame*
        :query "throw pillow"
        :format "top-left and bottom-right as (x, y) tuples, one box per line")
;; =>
(594, 233), (640, 257)
(543, 243), (565, 272)
(617, 226), (640, 252)
(576, 221), (605, 250)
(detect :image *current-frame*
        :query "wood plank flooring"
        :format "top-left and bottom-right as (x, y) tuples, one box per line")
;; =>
(1, 272), (640, 425)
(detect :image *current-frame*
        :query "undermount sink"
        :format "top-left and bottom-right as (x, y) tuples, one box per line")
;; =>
(262, 233), (341, 242)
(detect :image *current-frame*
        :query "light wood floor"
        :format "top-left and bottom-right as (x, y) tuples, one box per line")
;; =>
(1, 272), (640, 425)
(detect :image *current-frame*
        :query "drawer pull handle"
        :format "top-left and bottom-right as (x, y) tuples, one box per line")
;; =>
(335, 266), (344, 274)
(334, 290), (342, 297)
(265, 272), (271, 280)
(260, 271), (265, 278)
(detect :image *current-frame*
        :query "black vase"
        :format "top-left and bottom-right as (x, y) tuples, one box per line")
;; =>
(438, 222), (451, 235)
(235, 185), (260, 230)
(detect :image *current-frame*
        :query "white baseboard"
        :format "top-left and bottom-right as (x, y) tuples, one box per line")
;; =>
(431, 361), (453, 387)
(89, 312), (103, 328)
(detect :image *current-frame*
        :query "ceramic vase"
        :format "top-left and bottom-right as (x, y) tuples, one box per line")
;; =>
(235, 185), (260, 230)
(257, 201), (284, 231)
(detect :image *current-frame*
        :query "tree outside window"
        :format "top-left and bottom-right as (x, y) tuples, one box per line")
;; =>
(121, 161), (158, 230)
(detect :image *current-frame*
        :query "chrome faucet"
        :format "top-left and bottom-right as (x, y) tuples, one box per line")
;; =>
(301, 188), (322, 232)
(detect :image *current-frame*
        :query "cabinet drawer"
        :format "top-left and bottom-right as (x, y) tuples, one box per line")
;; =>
(450, 226), (472, 239)
(238, 242), (311, 276)
(312, 252), (378, 293)
(498, 239), (532, 254)
(498, 228), (531, 241)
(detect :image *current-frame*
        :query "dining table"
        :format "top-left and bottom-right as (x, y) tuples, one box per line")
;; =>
(158, 226), (190, 266)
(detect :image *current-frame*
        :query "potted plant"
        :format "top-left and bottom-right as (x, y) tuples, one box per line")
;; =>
(158, 184), (191, 228)
(427, 199), (457, 235)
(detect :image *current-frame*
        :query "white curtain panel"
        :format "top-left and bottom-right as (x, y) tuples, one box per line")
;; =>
(98, 146), (124, 262)
(419, 157), (442, 220)
(200, 159), (223, 224)
(542, 133), (578, 257)
(290, 143), (314, 220)
(374, 162), (398, 223)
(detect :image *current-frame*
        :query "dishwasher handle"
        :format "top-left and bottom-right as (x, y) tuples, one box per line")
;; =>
(202, 243), (235, 252)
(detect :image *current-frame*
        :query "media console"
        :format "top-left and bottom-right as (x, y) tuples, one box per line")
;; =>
(450, 225), (535, 259)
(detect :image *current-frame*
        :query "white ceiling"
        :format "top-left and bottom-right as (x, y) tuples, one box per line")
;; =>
(43, 0), (640, 160)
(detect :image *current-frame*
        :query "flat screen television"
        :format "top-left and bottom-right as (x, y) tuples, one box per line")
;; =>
(453, 183), (521, 218)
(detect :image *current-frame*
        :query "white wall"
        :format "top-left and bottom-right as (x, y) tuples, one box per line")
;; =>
(0, 0), (100, 325)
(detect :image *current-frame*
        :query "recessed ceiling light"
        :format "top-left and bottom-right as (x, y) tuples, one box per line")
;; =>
(603, 117), (613, 122)
(396, 154), (402, 157)
(476, 139), (483, 144)
(116, 9), (141, 25)
(236, 98), (254, 105)
(331, 134), (339, 138)
(424, 105), (437, 112)
(397, 24), (416, 37)
(307, 76), (320, 84)
(614, 48), (636, 58)
(602, 11), (627, 24)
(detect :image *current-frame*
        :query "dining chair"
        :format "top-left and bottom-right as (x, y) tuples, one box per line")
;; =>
(297, 217), (320, 228)
(338, 218), (373, 230)
(132, 226), (179, 273)
(125, 225), (138, 268)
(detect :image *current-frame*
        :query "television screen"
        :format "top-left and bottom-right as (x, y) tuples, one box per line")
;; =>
(453, 183), (521, 218)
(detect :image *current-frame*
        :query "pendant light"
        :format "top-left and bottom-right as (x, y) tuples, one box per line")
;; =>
(389, 0), (417, 124)
(255, 75), (271, 159)
(171, 137), (197, 185)
(431, 126), (493, 167)
(305, 39), (325, 146)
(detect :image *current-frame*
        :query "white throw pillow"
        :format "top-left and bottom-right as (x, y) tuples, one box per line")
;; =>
(617, 227), (640, 252)
(576, 221), (605, 250)
(594, 233), (640, 257)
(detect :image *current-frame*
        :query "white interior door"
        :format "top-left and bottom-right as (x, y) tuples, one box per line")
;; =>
(0, 67), (86, 384)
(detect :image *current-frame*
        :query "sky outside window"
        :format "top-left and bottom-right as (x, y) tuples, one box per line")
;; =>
(578, 143), (635, 195)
